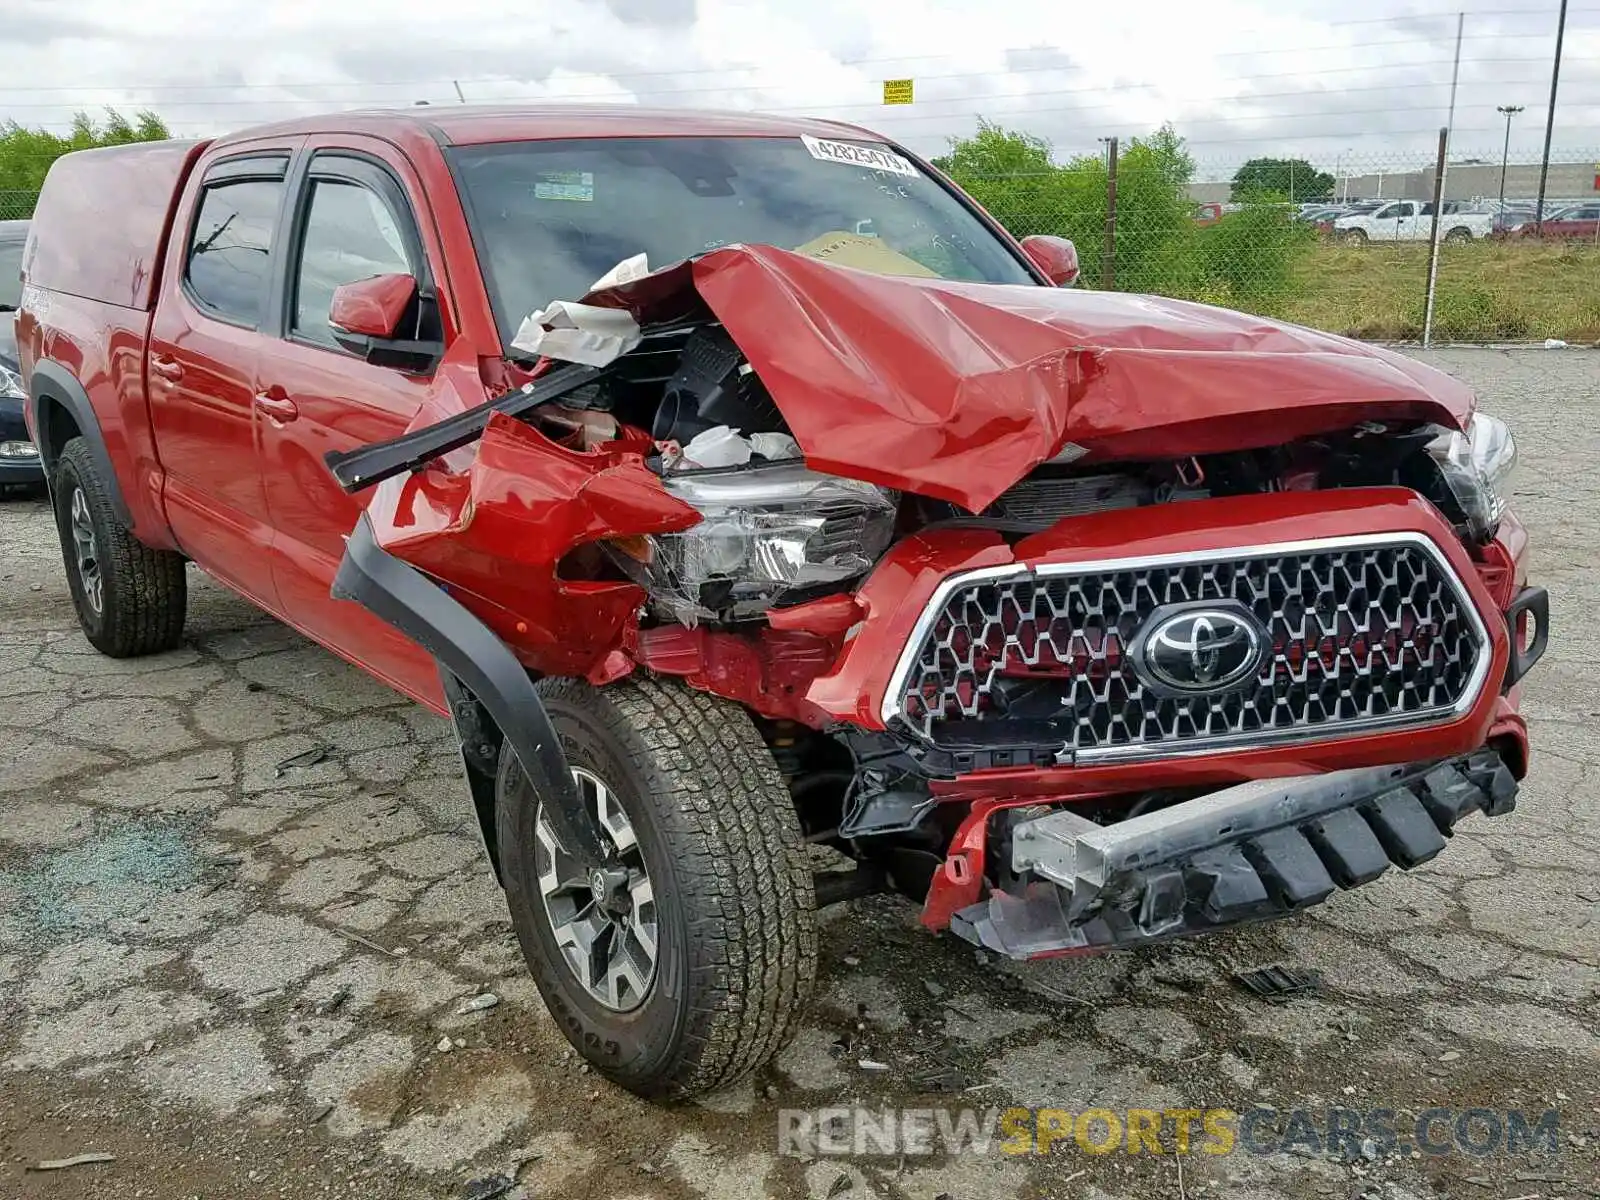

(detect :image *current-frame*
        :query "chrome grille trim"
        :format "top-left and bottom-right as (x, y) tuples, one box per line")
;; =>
(879, 531), (1493, 764)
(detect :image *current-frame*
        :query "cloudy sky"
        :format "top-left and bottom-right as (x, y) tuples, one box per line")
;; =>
(2, 0), (1595, 176)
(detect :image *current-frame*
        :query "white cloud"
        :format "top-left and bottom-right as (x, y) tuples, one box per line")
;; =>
(2, 0), (1595, 172)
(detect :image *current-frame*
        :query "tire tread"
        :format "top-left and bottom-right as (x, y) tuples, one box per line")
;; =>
(54, 438), (186, 657)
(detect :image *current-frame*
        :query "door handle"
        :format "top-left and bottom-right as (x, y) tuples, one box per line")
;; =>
(253, 390), (299, 423)
(149, 355), (185, 383)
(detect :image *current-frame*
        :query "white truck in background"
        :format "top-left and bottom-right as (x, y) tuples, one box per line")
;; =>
(1333, 200), (1496, 244)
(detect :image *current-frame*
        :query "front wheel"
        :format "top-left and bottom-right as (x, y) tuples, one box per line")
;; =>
(497, 676), (817, 1098)
(1444, 226), (1474, 244)
(1341, 228), (1369, 245)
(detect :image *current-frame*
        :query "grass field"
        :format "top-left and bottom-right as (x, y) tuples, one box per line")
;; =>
(1279, 240), (1600, 343)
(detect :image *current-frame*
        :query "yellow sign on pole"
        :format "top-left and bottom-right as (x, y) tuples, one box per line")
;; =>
(882, 79), (914, 105)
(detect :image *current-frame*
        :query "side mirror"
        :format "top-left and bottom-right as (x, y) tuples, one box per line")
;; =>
(1020, 234), (1080, 287)
(330, 273), (417, 343)
(328, 273), (443, 372)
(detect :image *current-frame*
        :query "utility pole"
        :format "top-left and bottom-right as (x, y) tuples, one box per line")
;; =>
(1423, 127), (1450, 349)
(1446, 14), (1465, 133)
(1497, 105), (1524, 214)
(1535, 0), (1569, 234)
(1100, 137), (1118, 290)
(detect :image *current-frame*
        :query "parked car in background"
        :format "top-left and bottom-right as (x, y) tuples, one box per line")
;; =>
(1333, 200), (1494, 244)
(1491, 204), (1539, 237)
(1314, 200), (1380, 235)
(1516, 203), (1600, 241)
(0, 219), (44, 489)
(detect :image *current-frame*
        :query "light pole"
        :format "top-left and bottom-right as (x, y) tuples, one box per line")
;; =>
(1497, 105), (1523, 215)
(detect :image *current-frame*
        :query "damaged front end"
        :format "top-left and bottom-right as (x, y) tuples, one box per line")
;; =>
(326, 241), (1546, 954)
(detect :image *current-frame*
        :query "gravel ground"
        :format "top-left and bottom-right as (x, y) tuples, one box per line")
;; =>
(0, 347), (1596, 1200)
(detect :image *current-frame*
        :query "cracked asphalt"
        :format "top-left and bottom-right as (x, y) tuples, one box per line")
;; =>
(1, 348), (1596, 1200)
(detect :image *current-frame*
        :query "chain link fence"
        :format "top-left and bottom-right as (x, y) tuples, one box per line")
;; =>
(2, 145), (1596, 342)
(953, 145), (1600, 345)
(0, 191), (35, 221)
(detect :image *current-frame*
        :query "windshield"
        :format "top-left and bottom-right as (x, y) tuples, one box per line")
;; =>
(0, 238), (23, 311)
(448, 135), (1036, 346)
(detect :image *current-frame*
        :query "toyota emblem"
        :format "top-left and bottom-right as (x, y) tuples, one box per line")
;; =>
(1135, 603), (1266, 694)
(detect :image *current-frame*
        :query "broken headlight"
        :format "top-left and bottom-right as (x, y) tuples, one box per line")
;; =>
(1426, 411), (1517, 540)
(615, 463), (896, 623)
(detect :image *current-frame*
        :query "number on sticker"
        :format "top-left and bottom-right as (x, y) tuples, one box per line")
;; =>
(801, 135), (919, 179)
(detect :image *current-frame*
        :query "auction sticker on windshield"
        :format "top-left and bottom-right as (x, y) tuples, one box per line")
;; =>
(801, 135), (919, 179)
(534, 171), (595, 202)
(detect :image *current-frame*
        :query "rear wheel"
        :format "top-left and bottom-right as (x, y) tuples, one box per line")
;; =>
(52, 438), (186, 657)
(497, 676), (817, 1098)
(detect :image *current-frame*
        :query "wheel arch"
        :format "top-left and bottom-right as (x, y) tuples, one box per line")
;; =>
(28, 359), (132, 526)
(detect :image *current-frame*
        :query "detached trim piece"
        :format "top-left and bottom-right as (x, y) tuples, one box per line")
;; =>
(331, 514), (607, 869)
(324, 362), (600, 492)
(951, 746), (1516, 959)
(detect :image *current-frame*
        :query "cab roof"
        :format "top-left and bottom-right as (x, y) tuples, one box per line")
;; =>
(216, 104), (886, 149)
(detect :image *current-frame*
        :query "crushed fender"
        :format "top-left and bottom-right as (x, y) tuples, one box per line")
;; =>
(363, 410), (699, 676)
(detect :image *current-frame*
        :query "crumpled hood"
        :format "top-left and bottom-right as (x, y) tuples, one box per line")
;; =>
(595, 244), (1475, 513)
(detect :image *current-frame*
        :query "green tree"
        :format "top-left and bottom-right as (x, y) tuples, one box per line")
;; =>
(936, 121), (1314, 316)
(1229, 157), (1334, 203)
(1197, 199), (1316, 315)
(936, 120), (1202, 293)
(932, 119), (1087, 241)
(0, 109), (171, 217)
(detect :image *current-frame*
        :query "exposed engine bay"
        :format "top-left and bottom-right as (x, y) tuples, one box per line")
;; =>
(512, 316), (1509, 632)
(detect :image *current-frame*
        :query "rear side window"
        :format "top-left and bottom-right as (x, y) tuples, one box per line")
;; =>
(186, 170), (285, 326)
(292, 180), (413, 348)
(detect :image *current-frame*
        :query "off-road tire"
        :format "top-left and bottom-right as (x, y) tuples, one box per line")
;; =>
(497, 676), (817, 1099)
(52, 437), (186, 657)
(1444, 226), (1473, 244)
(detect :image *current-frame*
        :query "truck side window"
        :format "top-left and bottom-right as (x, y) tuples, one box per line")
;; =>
(186, 177), (284, 326)
(292, 180), (413, 349)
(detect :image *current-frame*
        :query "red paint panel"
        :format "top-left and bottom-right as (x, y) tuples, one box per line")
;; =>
(14, 293), (178, 549)
(22, 139), (209, 311)
(630, 625), (843, 724)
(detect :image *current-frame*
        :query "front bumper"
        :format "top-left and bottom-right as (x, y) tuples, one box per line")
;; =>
(950, 746), (1518, 959)
(0, 449), (44, 484)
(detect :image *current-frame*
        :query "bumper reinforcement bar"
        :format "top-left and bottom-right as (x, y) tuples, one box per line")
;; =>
(950, 747), (1517, 959)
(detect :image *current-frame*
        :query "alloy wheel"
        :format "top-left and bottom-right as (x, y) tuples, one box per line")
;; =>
(69, 487), (103, 616)
(534, 767), (658, 1012)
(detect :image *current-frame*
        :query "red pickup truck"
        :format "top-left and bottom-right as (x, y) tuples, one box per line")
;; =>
(15, 105), (1545, 1100)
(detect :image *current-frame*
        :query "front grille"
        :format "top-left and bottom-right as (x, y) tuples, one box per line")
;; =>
(888, 534), (1490, 761)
